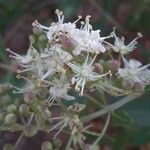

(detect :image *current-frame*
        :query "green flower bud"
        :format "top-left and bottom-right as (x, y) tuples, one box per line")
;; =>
(23, 125), (37, 137)
(52, 139), (62, 148)
(5, 113), (16, 125)
(19, 104), (30, 114)
(134, 83), (144, 91)
(41, 141), (53, 150)
(94, 63), (103, 74)
(122, 80), (134, 89)
(23, 92), (35, 104)
(41, 109), (51, 121)
(33, 27), (43, 36)
(7, 104), (17, 113)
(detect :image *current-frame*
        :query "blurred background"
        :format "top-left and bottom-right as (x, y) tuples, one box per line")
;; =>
(0, 0), (150, 150)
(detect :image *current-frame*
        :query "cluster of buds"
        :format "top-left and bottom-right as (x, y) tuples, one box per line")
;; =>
(1, 9), (149, 149)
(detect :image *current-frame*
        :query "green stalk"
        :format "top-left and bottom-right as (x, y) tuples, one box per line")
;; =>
(81, 93), (141, 122)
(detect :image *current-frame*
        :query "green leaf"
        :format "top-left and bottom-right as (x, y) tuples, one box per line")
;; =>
(112, 110), (133, 126)
(122, 92), (150, 127)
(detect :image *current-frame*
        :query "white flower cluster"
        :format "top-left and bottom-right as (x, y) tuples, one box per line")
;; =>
(7, 9), (149, 104)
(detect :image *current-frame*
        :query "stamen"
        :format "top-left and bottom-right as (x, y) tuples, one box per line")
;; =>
(84, 15), (92, 32)
(79, 79), (86, 96)
(127, 32), (143, 47)
(6, 48), (21, 57)
(53, 122), (68, 139)
(75, 78), (82, 91)
(74, 15), (82, 24)
(55, 9), (64, 23)
(32, 20), (49, 30)
(16, 75), (33, 84)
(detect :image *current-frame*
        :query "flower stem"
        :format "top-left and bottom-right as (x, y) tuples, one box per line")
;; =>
(93, 113), (111, 144)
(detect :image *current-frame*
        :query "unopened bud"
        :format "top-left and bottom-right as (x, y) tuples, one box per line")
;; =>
(109, 59), (120, 71)
(41, 109), (51, 121)
(23, 125), (37, 137)
(94, 63), (103, 74)
(23, 92), (36, 104)
(41, 141), (53, 150)
(122, 80), (134, 89)
(19, 104), (30, 114)
(52, 139), (62, 148)
(5, 113), (16, 125)
(134, 83), (145, 91)
(7, 104), (17, 113)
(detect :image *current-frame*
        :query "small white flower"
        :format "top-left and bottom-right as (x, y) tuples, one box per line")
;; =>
(118, 57), (150, 84)
(6, 44), (38, 65)
(73, 16), (112, 55)
(68, 54), (111, 95)
(32, 9), (81, 43)
(106, 29), (142, 54)
(47, 74), (75, 104)
(40, 45), (72, 80)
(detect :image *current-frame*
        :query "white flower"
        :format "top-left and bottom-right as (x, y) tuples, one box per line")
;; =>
(32, 9), (80, 43)
(73, 16), (112, 55)
(47, 74), (75, 104)
(40, 45), (72, 80)
(68, 54), (111, 95)
(6, 44), (38, 65)
(118, 57), (150, 84)
(106, 29), (142, 54)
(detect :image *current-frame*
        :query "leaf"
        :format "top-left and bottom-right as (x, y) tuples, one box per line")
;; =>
(122, 92), (150, 127)
(112, 110), (133, 126)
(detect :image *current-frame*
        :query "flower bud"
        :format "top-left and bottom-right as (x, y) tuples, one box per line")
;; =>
(94, 63), (103, 74)
(122, 80), (134, 89)
(7, 104), (17, 113)
(41, 109), (51, 121)
(52, 139), (62, 148)
(19, 104), (30, 114)
(5, 113), (16, 125)
(108, 59), (120, 71)
(61, 36), (77, 50)
(41, 141), (53, 150)
(134, 83), (145, 91)
(23, 125), (37, 137)
(23, 92), (36, 104)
